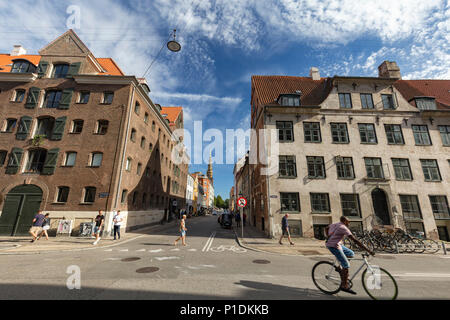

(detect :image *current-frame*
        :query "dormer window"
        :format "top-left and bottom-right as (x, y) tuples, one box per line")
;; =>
(11, 60), (36, 73)
(415, 97), (436, 110)
(52, 64), (69, 78)
(278, 94), (300, 107)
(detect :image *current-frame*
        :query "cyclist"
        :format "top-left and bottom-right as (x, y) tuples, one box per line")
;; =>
(325, 216), (375, 295)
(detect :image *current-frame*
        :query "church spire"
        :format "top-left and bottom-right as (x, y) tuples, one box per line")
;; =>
(207, 153), (213, 184)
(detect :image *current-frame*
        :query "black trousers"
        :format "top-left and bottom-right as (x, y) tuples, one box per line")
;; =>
(114, 225), (121, 239)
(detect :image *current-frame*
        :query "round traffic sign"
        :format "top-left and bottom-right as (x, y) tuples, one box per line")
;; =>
(237, 197), (247, 208)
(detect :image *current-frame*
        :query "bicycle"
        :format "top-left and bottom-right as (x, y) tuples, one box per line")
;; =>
(312, 252), (398, 300)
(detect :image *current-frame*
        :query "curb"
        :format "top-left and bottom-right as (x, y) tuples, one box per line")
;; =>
(0, 219), (180, 256)
(232, 227), (331, 258)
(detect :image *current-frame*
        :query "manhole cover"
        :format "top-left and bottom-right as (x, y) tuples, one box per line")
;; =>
(136, 267), (159, 273)
(121, 257), (141, 262)
(253, 259), (270, 264)
(298, 250), (321, 255)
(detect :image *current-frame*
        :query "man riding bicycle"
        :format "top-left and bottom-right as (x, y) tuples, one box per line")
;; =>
(325, 216), (375, 295)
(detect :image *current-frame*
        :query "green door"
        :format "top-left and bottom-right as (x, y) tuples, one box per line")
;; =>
(0, 185), (43, 236)
(0, 195), (23, 235)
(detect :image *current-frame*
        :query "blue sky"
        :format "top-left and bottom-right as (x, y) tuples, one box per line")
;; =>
(0, 0), (449, 199)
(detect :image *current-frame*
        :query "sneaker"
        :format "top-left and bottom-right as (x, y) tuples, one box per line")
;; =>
(290, 242), (295, 245)
(340, 287), (357, 295)
(279, 242), (283, 245)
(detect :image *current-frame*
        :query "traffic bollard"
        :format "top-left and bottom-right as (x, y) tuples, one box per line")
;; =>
(443, 241), (447, 255)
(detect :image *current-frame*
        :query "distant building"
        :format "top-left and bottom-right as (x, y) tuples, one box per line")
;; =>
(250, 61), (450, 241)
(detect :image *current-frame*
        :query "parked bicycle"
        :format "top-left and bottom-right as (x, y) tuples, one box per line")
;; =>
(312, 252), (398, 300)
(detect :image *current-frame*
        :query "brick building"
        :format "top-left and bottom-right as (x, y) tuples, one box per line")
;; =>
(0, 30), (188, 236)
(250, 61), (450, 241)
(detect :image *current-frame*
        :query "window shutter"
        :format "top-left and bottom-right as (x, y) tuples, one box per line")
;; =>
(42, 148), (59, 175)
(25, 87), (40, 109)
(58, 89), (73, 109)
(5, 148), (24, 174)
(37, 61), (49, 78)
(16, 116), (32, 140)
(50, 116), (67, 141)
(66, 62), (81, 78)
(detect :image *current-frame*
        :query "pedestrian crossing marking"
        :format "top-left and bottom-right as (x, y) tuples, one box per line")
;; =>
(149, 249), (163, 253)
(120, 249), (128, 252)
(170, 248), (180, 251)
(104, 249), (113, 252)
(136, 249), (146, 252)
(188, 249), (197, 252)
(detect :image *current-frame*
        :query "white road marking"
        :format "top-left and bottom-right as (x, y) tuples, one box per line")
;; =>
(104, 249), (113, 252)
(136, 249), (146, 252)
(188, 249), (197, 252)
(154, 256), (180, 261)
(149, 249), (163, 253)
(199, 265), (216, 268)
(202, 232), (216, 252)
(187, 266), (200, 269)
(393, 273), (450, 278)
(170, 248), (180, 251)
(119, 249), (128, 252)
(104, 258), (121, 261)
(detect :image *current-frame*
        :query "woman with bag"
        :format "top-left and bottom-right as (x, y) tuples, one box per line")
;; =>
(37, 214), (51, 241)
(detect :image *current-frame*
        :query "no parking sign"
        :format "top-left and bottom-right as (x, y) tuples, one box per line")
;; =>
(237, 197), (247, 208)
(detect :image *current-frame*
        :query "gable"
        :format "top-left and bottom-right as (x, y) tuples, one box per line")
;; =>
(39, 30), (90, 57)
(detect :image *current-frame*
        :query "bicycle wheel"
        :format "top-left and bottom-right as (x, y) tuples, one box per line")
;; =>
(312, 261), (341, 295)
(412, 238), (425, 254)
(423, 239), (441, 254)
(404, 238), (415, 253)
(362, 267), (398, 300)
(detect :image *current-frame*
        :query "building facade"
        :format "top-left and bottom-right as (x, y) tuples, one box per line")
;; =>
(0, 30), (188, 237)
(186, 173), (194, 214)
(250, 61), (450, 241)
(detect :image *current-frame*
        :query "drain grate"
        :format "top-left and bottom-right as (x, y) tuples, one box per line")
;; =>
(253, 259), (271, 264)
(136, 267), (159, 273)
(121, 257), (141, 262)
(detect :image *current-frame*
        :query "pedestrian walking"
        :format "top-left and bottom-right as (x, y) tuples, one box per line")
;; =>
(92, 210), (104, 245)
(113, 210), (123, 240)
(235, 211), (241, 227)
(37, 214), (50, 241)
(174, 214), (188, 246)
(29, 210), (45, 243)
(279, 213), (294, 245)
(243, 212), (247, 227)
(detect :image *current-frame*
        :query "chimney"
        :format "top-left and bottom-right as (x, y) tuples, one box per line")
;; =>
(11, 45), (26, 56)
(378, 61), (401, 79)
(309, 67), (320, 80)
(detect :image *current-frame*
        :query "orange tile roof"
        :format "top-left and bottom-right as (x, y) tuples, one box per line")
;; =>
(97, 58), (124, 76)
(394, 80), (450, 110)
(0, 54), (41, 72)
(0, 54), (123, 75)
(251, 75), (332, 106)
(160, 106), (183, 124)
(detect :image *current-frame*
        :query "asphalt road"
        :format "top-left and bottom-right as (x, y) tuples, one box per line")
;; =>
(1, 215), (449, 300)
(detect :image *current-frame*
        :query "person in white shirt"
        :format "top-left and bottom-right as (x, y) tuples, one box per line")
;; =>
(113, 210), (123, 240)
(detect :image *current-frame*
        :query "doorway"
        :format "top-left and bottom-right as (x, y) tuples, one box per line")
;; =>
(371, 188), (391, 225)
(0, 185), (43, 236)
